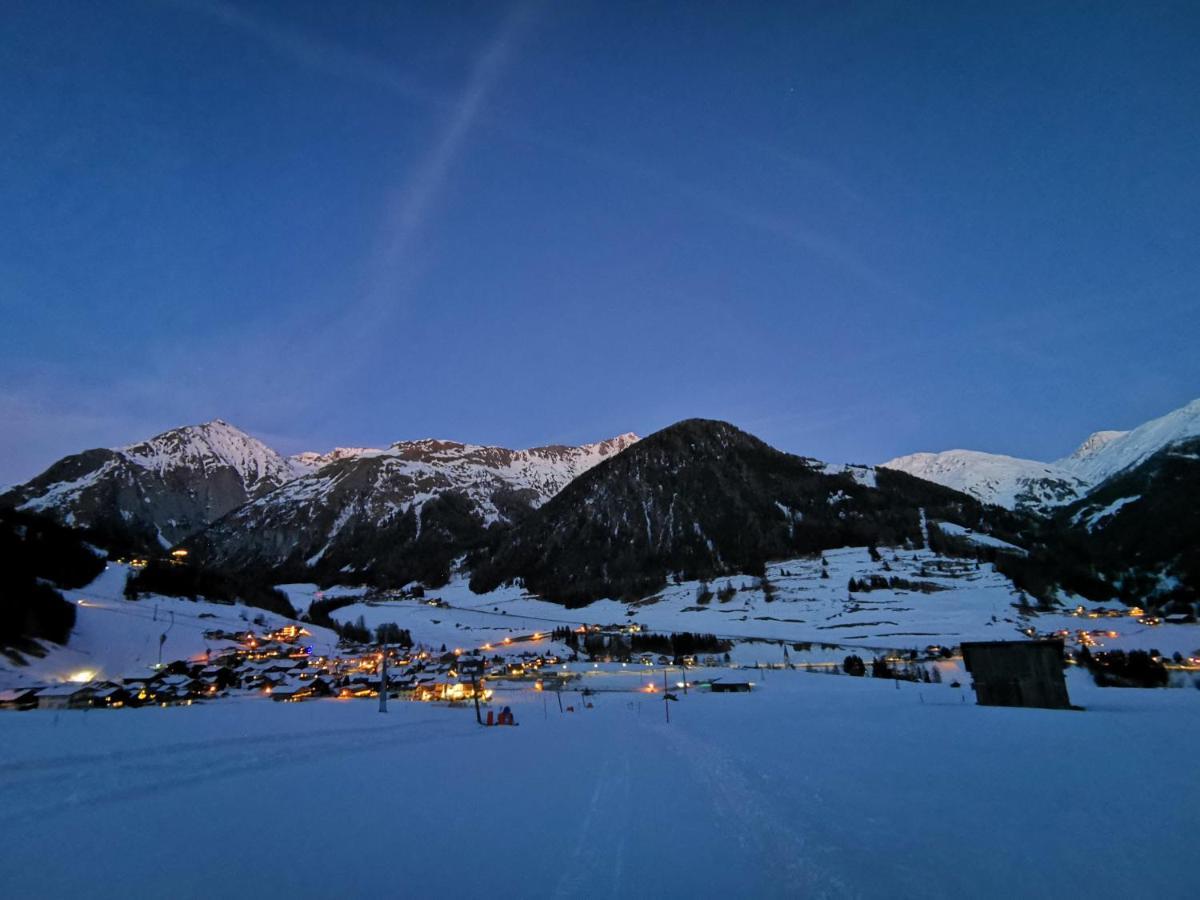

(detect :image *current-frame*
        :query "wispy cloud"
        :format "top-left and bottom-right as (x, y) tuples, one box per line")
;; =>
(152, 0), (543, 407)
(169, 0), (900, 304)
(353, 1), (541, 332)
(163, 0), (443, 108)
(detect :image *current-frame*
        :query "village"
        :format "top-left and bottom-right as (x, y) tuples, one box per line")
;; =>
(5, 565), (1198, 714)
(0, 617), (754, 713)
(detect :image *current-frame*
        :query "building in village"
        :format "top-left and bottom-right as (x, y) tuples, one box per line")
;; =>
(0, 688), (41, 710)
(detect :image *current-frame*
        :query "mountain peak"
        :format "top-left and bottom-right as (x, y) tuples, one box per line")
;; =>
(1057, 396), (1200, 483)
(1064, 430), (1128, 463)
(120, 420), (292, 490)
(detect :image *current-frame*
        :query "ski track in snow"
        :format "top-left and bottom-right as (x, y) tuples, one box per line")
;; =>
(1, 714), (463, 825)
(658, 722), (849, 898)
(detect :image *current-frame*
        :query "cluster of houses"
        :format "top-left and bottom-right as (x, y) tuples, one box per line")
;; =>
(0, 624), (532, 712)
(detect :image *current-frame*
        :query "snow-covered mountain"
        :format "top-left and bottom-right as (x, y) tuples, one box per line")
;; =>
(188, 432), (640, 584)
(288, 447), (378, 475)
(1060, 430), (1127, 466)
(879, 450), (1088, 515)
(883, 397), (1200, 514)
(471, 419), (1028, 604)
(1054, 398), (1200, 484)
(0, 420), (299, 549)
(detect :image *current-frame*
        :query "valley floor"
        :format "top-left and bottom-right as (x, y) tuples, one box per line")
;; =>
(1, 669), (1195, 899)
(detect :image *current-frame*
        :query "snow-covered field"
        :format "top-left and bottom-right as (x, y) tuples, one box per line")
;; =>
(325, 548), (1200, 659)
(6, 547), (1198, 691)
(1, 668), (1195, 899)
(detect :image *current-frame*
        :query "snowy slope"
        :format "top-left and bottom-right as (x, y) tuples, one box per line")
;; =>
(881, 449), (1088, 513)
(1056, 398), (1200, 483)
(2, 668), (1195, 898)
(0, 564), (339, 689)
(288, 446), (377, 476)
(883, 397), (1200, 513)
(322, 543), (1198, 660)
(1061, 429), (1128, 465)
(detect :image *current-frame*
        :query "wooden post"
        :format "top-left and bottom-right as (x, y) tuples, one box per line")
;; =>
(663, 668), (669, 724)
(471, 672), (482, 725)
(378, 646), (388, 713)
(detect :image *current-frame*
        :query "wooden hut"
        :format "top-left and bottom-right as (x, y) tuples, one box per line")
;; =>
(960, 640), (1071, 710)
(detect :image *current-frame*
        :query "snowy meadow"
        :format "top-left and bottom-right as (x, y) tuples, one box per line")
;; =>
(1, 668), (1195, 899)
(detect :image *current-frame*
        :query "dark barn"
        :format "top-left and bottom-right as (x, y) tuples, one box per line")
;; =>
(960, 640), (1072, 710)
(708, 681), (752, 693)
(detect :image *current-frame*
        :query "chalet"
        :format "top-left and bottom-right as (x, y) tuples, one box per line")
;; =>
(0, 688), (40, 711)
(457, 657), (486, 678)
(36, 685), (94, 710)
(90, 683), (131, 708)
(271, 676), (333, 702)
(961, 640), (1072, 710)
(122, 679), (159, 705)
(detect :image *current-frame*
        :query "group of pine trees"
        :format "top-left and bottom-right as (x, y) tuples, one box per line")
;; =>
(841, 653), (942, 683)
(847, 574), (946, 593)
(1077, 646), (1168, 687)
(124, 558), (297, 618)
(694, 581), (742, 605)
(0, 509), (98, 651)
(552, 626), (730, 660)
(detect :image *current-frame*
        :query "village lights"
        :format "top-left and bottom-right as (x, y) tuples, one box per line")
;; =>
(68, 670), (95, 683)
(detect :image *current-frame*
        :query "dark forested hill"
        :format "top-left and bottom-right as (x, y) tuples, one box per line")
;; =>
(0, 509), (105, 654)
(1053, 435), (1200, 613)
(469, 419), (1025, 605)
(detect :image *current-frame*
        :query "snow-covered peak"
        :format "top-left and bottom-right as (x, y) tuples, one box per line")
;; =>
(581, 432), (640, 454)
(1056, 398), (1200, 483)
(1063, 430), (1128, 464)
(882, 449), (1089, 513)
(383, 432), (639, 462)
(883, 397), (1200, 513)
(121, 420), (295, 493)
(289, 447), (379, 475)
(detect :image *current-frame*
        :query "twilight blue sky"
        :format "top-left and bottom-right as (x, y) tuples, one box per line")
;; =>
(2, 0), (1198, 484)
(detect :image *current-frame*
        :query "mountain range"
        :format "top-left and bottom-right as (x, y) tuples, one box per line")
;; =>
(0, 420), (296, 551)
(188, 433), (639, 585)
(3, 398), (1198, 614)
(884, 399), (1200, 515)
